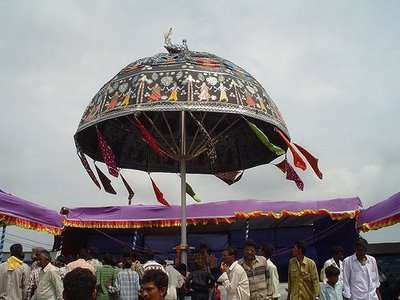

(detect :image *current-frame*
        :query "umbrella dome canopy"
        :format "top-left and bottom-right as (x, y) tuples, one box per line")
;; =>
(75, 48), (290, 174)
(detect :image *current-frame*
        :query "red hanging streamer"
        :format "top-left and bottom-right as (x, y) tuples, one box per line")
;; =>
(133, 116), (165, 157)
(150, 177), (171, 207)
(95, 126), (119, 177)
(274, 159), (288, 174)
(275, 128), (306, 171)
(294, 143), (323, 179)
(120, 174), (135, 204)
(95, 165), (117, 195)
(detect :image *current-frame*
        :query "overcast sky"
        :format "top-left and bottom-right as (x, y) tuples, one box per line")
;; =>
(1, 0), (399, 251)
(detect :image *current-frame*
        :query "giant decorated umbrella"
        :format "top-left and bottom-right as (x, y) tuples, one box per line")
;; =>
(74, 31), (322, 263)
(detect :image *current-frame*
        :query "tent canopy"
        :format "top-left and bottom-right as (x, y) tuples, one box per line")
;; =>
(0, 190), (64, 235)
(63, 197), (362, 230)
(357, 192), (400, 232)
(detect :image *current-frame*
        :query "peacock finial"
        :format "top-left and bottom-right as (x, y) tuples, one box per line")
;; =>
(163, 28), (189, 54)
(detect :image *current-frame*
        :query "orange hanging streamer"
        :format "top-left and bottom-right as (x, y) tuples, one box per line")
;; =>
(275, 128), (306, 171)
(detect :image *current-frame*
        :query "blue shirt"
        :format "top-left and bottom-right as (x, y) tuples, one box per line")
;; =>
(320, 282), (343, 300)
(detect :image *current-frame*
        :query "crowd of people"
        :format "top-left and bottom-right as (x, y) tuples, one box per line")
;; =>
(0, 236), (397, 300)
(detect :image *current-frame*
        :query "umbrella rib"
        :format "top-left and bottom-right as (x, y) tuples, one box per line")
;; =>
(191, 112), (228, 156)
(192, 116), (243, 157)
(141, 112), (178, 157)
(187, 111), (207, 156)
(161, 111), (180, 154)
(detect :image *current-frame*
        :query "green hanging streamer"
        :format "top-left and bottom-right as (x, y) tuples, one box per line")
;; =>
(186, 182), (201, 203)
(245, 119), (285, 156)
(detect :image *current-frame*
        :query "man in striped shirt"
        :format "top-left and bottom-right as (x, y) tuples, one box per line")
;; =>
(238, 239), (271, 300)
(107, 257), (140, 300)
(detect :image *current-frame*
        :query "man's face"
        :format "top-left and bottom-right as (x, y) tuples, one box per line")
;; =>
(291, 245), (301, 257)
(244, 246), (256, 261)
(327, 274), (339, 285)
(334, 251), (344, 261)
(222, 250), (234, 266)
(141, 282), (166, 300)
(355, 245), (367, 260)
(36, 256), (49, 268)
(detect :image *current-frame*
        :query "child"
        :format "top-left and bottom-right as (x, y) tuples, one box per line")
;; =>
(320, 265), (343, 300)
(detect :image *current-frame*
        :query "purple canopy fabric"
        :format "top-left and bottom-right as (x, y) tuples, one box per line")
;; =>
(63, 197), (362, 229)
(357, 192), (400, 232)
(0, 191), (64, 235)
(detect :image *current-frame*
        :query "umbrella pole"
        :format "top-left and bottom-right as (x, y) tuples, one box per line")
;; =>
(180, 111), (188, 265)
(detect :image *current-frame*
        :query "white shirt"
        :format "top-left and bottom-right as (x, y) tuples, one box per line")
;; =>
(320, 258), (343, 284)
(164, 264), (184, 300)
(33, 263), (63, 300)
(267, 259), (281, 299)
(342, 253), (380, 300)
(0, 260), (31, 300)
(218, 261), (250, 300)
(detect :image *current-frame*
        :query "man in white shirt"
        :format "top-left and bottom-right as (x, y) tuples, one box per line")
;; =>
(342, 237), (381, 300)
(320, 246), (344, 284)
(259, 243), (281, 300)
(33, 250), (63, 300)
(218, 246), (250, 300)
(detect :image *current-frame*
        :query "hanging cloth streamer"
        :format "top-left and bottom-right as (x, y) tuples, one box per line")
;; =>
(188, 112), (217, 164)
(95, 126), (119, 177)
(120, 174), (135, 204)
(133, 116), (165, 157)
(76, 148), (101, 189)
(149, 176), (171, 207)
(95, 165), (117, 194)
(285, 160), (304, 191)
(186, 182), (201, 203)
(245, 118), (285, 156)
(214, 170), (244, 185)
(275, 128), (306, 171)
(293, 143), (323, 179)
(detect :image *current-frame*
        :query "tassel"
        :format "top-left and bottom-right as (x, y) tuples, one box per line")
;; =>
(77, 150), (101, 189)
(95, 165), (117, 194)
(294, 143), (323, 179)
(275, 128), (306, 171)
(95, 126), (119, 177)
(274, 159), (288, 173)
(245, 119), (285, 156)
(133, 116), (165, 157)
(215, 170), (244, 185)
(186, 182), (201, 203)
(188, 112), (217, 164)
(121, 174), (135, 204)
(150, 176), (171, 206)
(285, 161), (304, 191)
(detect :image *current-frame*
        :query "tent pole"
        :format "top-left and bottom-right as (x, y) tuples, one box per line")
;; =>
(180, 111), (187, 265)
